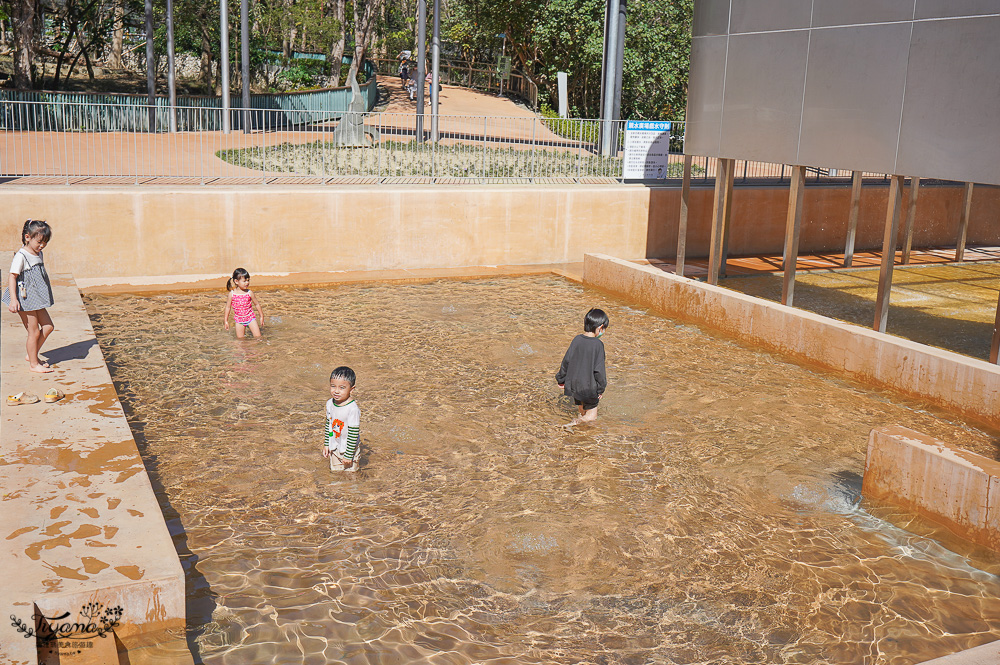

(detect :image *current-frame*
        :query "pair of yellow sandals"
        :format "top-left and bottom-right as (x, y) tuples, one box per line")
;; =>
(6, 389), (64, 406)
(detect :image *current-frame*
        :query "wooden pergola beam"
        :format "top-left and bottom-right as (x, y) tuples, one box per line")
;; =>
(874, 175), (904, 332)
(707, 157), (734, 285)
(956, 182), (974, 262)
(843, 170), (862, 268)
(781, 165), (806, 306)
(675, 154), (692, 277)
(900, 176), (920, 264)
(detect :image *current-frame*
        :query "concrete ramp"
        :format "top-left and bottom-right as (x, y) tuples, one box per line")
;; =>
(0, 274), (189, 664)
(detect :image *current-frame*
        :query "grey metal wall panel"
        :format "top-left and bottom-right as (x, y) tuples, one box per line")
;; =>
(684, 36), (729, 157)
(798, 23), (910, 172)
(692, 0), (731, 36)
(729, 0), (811, 33)
(914, 0), (1000, 19)
(811, 0), (916, 27)
(897, 16), (1000, 184)
(719, 31), (809, 162)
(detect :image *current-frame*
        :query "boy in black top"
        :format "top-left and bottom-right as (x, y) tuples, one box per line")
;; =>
(556, 308), (609, 426)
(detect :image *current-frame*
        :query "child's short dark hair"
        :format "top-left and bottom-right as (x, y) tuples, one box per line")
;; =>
(584, 308), (609, 333)
(330, 366), (356, 386)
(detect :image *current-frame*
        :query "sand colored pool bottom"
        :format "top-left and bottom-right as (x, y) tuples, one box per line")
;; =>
(84, 276), (1000, 664)
(722, 262), (1000, 360)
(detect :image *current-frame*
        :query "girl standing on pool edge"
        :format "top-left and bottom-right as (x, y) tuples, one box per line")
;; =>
(3, 220), (56, 373)
(222, 268), (264, 339)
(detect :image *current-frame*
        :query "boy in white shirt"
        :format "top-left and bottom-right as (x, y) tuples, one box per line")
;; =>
(323, 366), (361, 472)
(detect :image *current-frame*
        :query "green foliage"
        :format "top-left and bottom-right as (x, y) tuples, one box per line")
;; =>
(276, 57), (324, 88)
(442, 0), (693, 120)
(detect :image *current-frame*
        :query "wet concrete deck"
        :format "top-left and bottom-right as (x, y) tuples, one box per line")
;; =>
(0, 275), (188, 664)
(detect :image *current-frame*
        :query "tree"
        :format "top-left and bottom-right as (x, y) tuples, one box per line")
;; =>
(326, 0), (346, 85)
(346, 0), (385, 83)
(441, 0), (693, 119)
(3, 0), (42, 88)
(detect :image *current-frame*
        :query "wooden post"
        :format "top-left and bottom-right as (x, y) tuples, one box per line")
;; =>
(676, 154), (692, 277)
(719, 159), (735, 278)
(844, 170), (862, 267)
(990, 289), (1000, 364)
(956, 182), (974, 262)
(782, 165), (806, 306)
(874, 175), (904, 332)
(900, 176), (920, 264)
(708, 158), (734, 285)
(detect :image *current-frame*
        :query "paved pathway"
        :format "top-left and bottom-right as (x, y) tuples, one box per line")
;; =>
(1, 76), (574, 185)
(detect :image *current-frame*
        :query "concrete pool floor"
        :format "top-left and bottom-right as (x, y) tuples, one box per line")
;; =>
(4, 261), (1000, 664)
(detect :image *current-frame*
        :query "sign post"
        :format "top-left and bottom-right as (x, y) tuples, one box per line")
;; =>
(557, 72), (568, 118)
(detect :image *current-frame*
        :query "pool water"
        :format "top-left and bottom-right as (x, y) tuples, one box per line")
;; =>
(84, 276), (1000, 665)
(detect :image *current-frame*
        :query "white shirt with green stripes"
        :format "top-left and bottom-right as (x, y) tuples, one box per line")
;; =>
(325, 398), (361, 461)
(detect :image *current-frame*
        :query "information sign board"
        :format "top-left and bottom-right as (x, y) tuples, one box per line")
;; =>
(623, 120), (673, 179)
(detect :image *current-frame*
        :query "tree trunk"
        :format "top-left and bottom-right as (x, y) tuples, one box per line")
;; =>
(347, 0), (383, 83)
(109, 0), (123, 67)
(52, 25), (77, 89)
(81, 34), (95, 80)
(11, 0), (40, 88)
(199, 3), (213, 89)
(282, 0), (295, 60)
(327, 0), (346, 86)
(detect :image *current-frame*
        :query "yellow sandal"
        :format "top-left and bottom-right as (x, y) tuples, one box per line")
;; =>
(7, 392), (40, 406)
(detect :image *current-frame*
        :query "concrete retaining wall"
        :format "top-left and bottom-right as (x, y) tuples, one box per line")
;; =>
(582, 254), (1000, 430)
(0, 275), (189, 664)
(863, 426), (1000, 555)
(1, 183), (998, 286)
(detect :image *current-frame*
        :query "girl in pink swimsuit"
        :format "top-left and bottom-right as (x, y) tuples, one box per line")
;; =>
(222, 268), (264, 339)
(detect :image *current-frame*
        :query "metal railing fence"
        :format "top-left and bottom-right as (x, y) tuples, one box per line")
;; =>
(0, 98), (894, 186)
(1, 100), (633, 183)
(0, 60), (378, 133)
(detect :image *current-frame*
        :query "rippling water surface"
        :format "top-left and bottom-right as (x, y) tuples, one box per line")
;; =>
(84, 276), (1000, 664)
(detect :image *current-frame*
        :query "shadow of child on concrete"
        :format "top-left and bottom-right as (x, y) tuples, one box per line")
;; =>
(43, 338), (99, 364)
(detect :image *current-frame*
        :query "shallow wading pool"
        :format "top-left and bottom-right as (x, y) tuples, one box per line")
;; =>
(84, 276), (1000, 665)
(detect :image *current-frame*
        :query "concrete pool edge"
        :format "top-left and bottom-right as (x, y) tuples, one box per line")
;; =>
(863, 426), (1000, 554)
(0, 274), (190, 664)
(582, 253), (1000, 431)
(75, 262), (586, 294)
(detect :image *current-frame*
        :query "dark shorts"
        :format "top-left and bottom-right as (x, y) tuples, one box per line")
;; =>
(574, 397), (599, 411)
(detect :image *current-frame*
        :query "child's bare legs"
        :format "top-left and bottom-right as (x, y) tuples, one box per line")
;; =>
(19, 308), (54, 373)
(567, 403), (598, 427)
(235, 321), (262, 339)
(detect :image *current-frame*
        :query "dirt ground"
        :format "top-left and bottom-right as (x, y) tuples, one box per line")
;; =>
(0, 54), (214, 95)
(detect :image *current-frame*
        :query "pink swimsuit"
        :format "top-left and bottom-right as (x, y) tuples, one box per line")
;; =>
(231, 291), (254, 325)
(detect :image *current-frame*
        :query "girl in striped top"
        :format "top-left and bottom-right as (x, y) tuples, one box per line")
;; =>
(222, 268), (264, 339)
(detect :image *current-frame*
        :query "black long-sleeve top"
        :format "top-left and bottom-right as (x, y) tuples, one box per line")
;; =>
(555, 334), (607, 401)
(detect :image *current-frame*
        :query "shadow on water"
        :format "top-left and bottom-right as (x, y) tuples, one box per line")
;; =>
(721, 272), (997, 360)
(107, 366), (214, 665)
